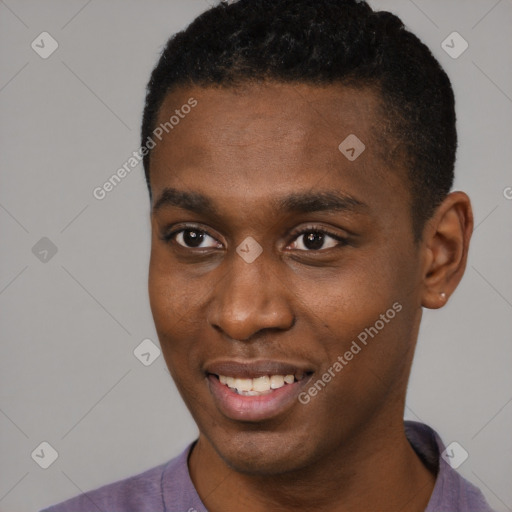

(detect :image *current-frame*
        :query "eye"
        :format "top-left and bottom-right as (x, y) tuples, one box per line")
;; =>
(166, 228), (222, 249)
(288, 228), (347, 251)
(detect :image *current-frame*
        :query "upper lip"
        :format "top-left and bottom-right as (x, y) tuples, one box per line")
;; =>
(205, 359), (313, 379)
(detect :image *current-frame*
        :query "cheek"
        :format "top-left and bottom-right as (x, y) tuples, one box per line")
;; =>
(148, 249), (206, 371)
(149, 244), (201, 323)
(290, 256), (413, 383)
(292, 257), (399, 331)
(148, 266), (215, 417)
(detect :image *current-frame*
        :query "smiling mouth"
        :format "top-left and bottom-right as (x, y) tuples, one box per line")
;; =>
(211, 372), (311, 396)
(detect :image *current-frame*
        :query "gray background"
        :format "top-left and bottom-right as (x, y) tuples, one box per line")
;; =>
(0, 0), (510, 511)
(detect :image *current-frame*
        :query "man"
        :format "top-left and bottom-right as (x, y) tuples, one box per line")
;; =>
(42, 0), (495, 510)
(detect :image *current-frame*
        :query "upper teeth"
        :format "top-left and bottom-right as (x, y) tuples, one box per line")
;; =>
(219, 374), (299, 394)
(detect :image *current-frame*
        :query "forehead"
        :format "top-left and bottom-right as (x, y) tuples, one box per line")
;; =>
(149, 82), (408, 216)
(153, 82), (381, 160)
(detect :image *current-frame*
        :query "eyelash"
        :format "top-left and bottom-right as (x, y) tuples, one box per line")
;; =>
(289, 226), (348, 250)
(160, 224), (348, 252)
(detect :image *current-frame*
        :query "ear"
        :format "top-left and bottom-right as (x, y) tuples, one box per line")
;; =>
(420, 191), (474, 309)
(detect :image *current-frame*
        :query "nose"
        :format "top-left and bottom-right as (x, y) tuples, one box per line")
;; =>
(207, 251), (295, 342)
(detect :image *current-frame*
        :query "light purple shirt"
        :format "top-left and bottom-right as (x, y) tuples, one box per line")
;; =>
(40, 421), (495, 512)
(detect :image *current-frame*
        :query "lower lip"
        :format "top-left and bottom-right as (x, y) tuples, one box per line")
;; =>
(207, 374), (310, 422)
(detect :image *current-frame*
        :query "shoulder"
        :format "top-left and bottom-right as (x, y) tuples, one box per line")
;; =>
(405, 421), (496, 512)
(39, 447), (192, 512)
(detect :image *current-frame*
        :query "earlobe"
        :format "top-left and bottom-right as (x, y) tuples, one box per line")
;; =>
(421, 191), (473, 309)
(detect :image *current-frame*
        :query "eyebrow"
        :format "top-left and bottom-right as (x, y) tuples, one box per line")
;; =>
(273, 190), (367, 214)
(152, 188), (219, 216)
(152, 187), (367, 216)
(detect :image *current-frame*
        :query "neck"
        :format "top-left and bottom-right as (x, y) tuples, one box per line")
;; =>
(188, 417), (435, 512)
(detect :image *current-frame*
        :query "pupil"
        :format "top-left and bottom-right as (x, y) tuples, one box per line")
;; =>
(304, 232), (324, 250)
(184, 230), (204, 247)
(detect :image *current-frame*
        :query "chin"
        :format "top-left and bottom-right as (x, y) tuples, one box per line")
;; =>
(208, 427), (318, 476)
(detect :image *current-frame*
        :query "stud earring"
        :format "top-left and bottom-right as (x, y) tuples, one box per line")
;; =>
(440, 292), (447, 300)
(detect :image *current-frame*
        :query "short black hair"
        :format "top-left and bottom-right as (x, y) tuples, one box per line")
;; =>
(141, 0), (456, 240)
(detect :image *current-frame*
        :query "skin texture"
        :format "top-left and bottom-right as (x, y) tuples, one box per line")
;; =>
(147, 82), (473, 512)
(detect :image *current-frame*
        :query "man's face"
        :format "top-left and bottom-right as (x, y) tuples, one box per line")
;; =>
(148, 83), (424, 474)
